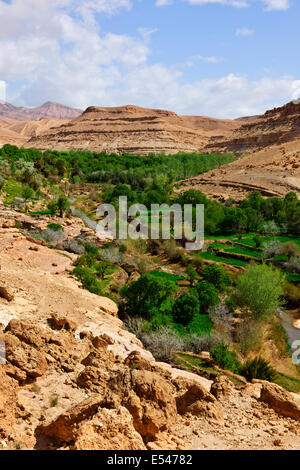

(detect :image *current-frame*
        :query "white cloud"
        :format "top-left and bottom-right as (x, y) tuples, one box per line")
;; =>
(236, 27), (255, 36)
(184, 0), (248, 7)
(156, 0), (173, 6)
(261, 0), (290, 11)
(161, 0), (291, 10)
(108, 71), (300, 118)
(0, 80), (6, 102)
(191, 55), (224, 63)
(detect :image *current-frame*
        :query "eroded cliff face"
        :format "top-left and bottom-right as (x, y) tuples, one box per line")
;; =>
(178, 101), (300, 200)
(24, 105), (242, 155)
(0, 211), (299, 451)
(205, 100), (300, 156)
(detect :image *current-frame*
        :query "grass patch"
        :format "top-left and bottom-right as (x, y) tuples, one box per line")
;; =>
(196, 251), (247, 267)
(274, 373), (300, 393)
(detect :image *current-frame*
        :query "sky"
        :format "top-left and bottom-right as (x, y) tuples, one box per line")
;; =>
(0, 0), (299, 118)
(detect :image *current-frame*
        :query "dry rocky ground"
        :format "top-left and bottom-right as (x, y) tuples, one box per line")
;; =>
(0, 209), (299, 450)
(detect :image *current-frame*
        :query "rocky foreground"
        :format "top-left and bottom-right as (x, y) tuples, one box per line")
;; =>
(0, 211), (299, 450)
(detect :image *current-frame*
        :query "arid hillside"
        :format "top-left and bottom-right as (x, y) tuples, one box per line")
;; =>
(0, 101), (82, 121)
(25, 105), (244, 155)
(179, 100), (300, 200)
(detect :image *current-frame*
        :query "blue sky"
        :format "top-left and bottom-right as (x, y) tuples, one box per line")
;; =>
(0, 0), (299, 118)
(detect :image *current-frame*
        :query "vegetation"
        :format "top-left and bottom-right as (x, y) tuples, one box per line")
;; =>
(240, 357), (276, 382)
(235, 264), (284, 320)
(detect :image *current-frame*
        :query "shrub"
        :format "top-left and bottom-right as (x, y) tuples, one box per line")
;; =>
(195, 281), (220, 313)
(72, 266), (103, 295)
(210, 342), (241, 374)
(240, 357), (276, 382)
(262, 239), (281, 259)
(286, 256), (300, 273)
(235, 264), (284, 319)
(139, 326), (185, 361)
(186, 265), (198, 286)
(21, 185), (34, 201)
(253, 234), (263, 248)
(235, 318), (263, 356)
(201, 263), (231, 291)
(41, 227), (64, 244)
(47, 223), (64, 232)
(187, 314), (212, 336)
(172, 293), (200, 326)
(187, 333), (221, 354)
(279, 242), (299, 261)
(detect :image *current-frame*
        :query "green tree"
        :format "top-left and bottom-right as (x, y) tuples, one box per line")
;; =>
(235, 264), (283, 319)
(95, 261), (112, 280)
(201, 263), (231, 291)
(172, 293), (200, 326)
(253, 234), (263, 248)
(194, 280), (220, 313)
(120, 273), (177, 320)
(57, 196), (69, 218)
(21, 185), (34, 202)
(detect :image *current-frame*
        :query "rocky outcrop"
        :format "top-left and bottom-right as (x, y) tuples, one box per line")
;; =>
(257, 380), (300, 422)
(205, 100), (300, 156)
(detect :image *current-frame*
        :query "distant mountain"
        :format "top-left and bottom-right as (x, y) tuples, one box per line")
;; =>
(25, 104), (244, 155)
(0, 101), (82, 121)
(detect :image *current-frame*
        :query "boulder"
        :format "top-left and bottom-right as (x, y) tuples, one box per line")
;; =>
(1, 332), (48, 380)
(124, 351), (152, 371)
(256, 380), (300, 421)
(210, 375), (236, 399)
(0, 286), (14, 302)
(73, 406), (146, 450)
(176, 380), (224, 425)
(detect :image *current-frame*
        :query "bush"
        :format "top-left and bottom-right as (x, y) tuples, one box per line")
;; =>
(195, 280), (220, 313)
(235, 318), (263, 356)
(72, 266), (103, 295)
(240, 357), (276, 382)
(41, 227), (64, 244)
(262, 239), (281, 259)
(187, 314), (212, 335)
(210, 342), (241, 374)
(279, 242), (299, 260)
(139, 326), (185, 361)
(186, 265), (198, 286)
(235, 264), (284, 319)
(47, 223), (64, 232)
(172, 293), (200, 326)
(201, 263), (231, 291)
(187, 333), (221, 354)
